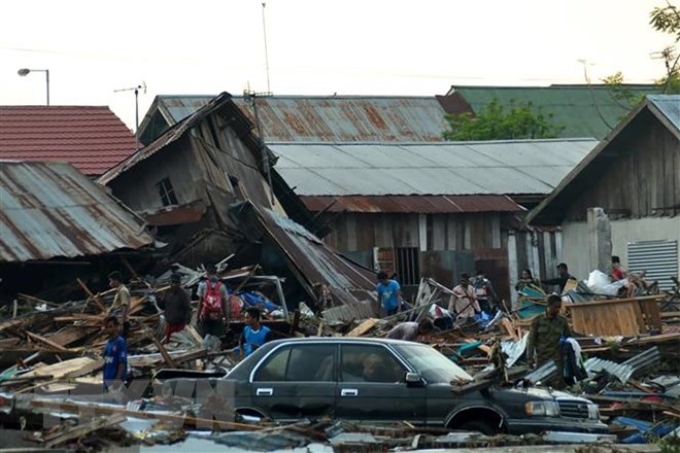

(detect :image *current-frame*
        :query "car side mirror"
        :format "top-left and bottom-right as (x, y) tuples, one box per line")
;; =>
(405, 372), (423, 385)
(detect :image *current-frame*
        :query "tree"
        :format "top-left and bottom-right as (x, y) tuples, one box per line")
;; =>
(604, 1), (680, 98)
(443, 99), (565, 141)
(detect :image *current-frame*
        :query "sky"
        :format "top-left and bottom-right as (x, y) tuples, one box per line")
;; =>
(0, 0), (674, 130)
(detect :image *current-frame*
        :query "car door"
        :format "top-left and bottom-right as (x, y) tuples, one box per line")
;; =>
(334, 343), (427, 423)
(251, 343), (337, 422)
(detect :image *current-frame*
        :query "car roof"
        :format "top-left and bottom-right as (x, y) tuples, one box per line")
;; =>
(264, 336), (423, 347)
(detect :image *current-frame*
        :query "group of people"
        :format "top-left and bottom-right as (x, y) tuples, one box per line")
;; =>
(102, 265), (273, 393)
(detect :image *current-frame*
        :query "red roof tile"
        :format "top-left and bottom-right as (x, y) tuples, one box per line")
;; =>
(0, 106), (136, 176)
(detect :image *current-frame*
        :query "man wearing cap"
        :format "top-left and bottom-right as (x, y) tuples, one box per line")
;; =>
(158, 273), (192, 344)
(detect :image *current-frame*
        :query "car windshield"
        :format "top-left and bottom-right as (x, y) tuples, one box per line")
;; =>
(394, 344), (473, 384)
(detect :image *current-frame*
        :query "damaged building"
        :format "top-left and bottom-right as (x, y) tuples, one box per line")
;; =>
(0, 160), (155, 301)
(97, 92), (376, 311)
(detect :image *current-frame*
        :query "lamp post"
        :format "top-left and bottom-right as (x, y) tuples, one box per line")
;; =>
(17, 68), (50, 105)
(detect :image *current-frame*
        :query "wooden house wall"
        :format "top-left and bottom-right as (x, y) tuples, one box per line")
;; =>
(107, 114), (278, 218)
(565, 111), (680, 221)
(322, 212), (504, 252)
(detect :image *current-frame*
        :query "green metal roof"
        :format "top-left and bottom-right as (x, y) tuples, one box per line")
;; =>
(449, 84), (661, 139)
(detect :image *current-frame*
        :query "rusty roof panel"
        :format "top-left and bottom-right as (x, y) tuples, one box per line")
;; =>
(300, 195), (523, 213)
(0, 161), (154, 263)
(142, 95), (463, 143)
(231, 202), (376, 307)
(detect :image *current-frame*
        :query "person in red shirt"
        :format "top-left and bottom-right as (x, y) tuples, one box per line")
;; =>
(610, 256), (627, 281)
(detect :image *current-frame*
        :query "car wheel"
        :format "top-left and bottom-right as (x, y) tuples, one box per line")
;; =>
(456, 420), (497, 436)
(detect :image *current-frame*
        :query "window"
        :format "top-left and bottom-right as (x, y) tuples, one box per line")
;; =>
(253, 347), (291, 382)
(253, 344), (336, 382)
(285, 345), (336, 382)
(396, 247), (420, 285)
(393, 343), (472, 384)
(156, 178), (178, 207)
(340, 345), (406, 383)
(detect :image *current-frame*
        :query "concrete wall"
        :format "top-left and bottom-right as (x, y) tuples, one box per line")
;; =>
(562, 217), (680, 281)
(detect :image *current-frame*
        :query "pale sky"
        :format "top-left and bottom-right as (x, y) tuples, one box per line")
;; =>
(1, 0), (674, 129)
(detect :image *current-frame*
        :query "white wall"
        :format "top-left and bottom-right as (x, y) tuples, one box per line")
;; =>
(561, 217), (680, 280)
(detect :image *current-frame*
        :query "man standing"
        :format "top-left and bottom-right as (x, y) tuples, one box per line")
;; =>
(385, 319), (435, 342)
(541, 263), (577, 294)
(449, 273), (480, 319)
(239, 307), (272, 359)
(102, 316), (128, 393)
(527, 294), (571, 386)
(197, 265), (229, 350)
(158, 273), (192, 344)
(376, 271), (403, 317)
(473, 270), (499, 314)
(109, 271), (131, 338)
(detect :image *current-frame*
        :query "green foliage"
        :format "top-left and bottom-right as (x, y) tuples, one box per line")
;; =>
(443, 99), (565, 141)
(658, 432), (680, 453)
(650, 3), (680, 41)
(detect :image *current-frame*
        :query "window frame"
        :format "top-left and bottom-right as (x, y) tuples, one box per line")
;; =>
(338, 343), (409, 384)
(156, 177), (179, 207)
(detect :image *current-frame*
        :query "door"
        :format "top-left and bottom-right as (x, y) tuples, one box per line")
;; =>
(251, 343), (337, 422)
(335, 344), (427, 423)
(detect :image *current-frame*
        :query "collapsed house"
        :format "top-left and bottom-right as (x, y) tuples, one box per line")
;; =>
(0, 160), (155, 301)
(97, 92), (376, 311)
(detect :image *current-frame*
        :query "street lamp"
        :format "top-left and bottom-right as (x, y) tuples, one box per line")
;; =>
(17, 68), (50, 105)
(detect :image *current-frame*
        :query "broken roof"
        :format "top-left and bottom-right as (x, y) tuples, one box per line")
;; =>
(231, 202), (377, 307)
(524, 95), (680, 225)
(0, 106), (136, 176)
(137, 94), (463, 145)
(448, 84), (661, 139)
(0, 161), (154, 263)
(97, 92), (265, 187)
(270, 139), (598, 197)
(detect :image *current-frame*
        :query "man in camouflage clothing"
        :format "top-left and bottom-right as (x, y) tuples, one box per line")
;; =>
(526, 294), (571, 387)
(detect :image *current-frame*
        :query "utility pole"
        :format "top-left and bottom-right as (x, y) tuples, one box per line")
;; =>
(244, 87), (274, 205)
(114, 82), (147, 150)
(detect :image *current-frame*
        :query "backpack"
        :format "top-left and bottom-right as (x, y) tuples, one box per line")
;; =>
(202, 281), (224, 318)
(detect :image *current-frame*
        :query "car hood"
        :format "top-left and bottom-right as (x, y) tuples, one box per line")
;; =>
(500, 386), (592, 402)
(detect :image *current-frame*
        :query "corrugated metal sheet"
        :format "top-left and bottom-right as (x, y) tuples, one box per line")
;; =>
(648, 95), (680, 132)
(271, 139), (597, 196)
(142, 95), (461, 144)
(0, 161), (154, 263)
(449, 84), (661, 139)
(584, 346), (661, 383)
(300, 195), (523, 213)
(627, 240), (679, 291)
(231, 202), (377, 307)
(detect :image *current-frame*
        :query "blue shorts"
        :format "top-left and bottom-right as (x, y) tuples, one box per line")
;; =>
(384, 307), (399, 316)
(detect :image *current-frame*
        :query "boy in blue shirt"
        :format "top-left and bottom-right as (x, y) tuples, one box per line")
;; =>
(239, 307), (272, 358)
(102, 316), (128, 393)
(376, 271), (403, 317)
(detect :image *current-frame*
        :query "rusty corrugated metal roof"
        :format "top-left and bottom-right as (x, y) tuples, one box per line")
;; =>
(300, 195), (523, 213)
(0, 161), (154, 263)
(139, 95), (465, 144)
(231, 202), (377, 307)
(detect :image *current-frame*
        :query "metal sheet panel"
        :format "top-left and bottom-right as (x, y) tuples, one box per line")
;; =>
(648, 95), (680, 131)
(300, 195), (523, 213)
(627, 240), (679, 291)
(270, 139), (597, 197)
(0, 161), (154, 263)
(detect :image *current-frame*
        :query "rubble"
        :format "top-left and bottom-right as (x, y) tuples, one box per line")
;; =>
(0, 265), (679, 452)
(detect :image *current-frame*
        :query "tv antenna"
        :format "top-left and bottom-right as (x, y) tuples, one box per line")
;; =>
(262, 2), (271, 93)
(114, 81), (147, 150)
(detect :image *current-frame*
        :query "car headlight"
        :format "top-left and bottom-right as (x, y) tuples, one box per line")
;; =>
(587, 403), (600, 420)
(525, 401), (560, 417)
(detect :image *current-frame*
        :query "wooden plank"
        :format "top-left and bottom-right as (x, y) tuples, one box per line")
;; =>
(77, 278), (107, 313)
(345, 318), (379, 337)
(26, 332), (69, 352)
(20, 357), (103, 380)
(44, 414), (127, 448)
(500, 318), (519, 341)
(31, 399), (266, 432)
